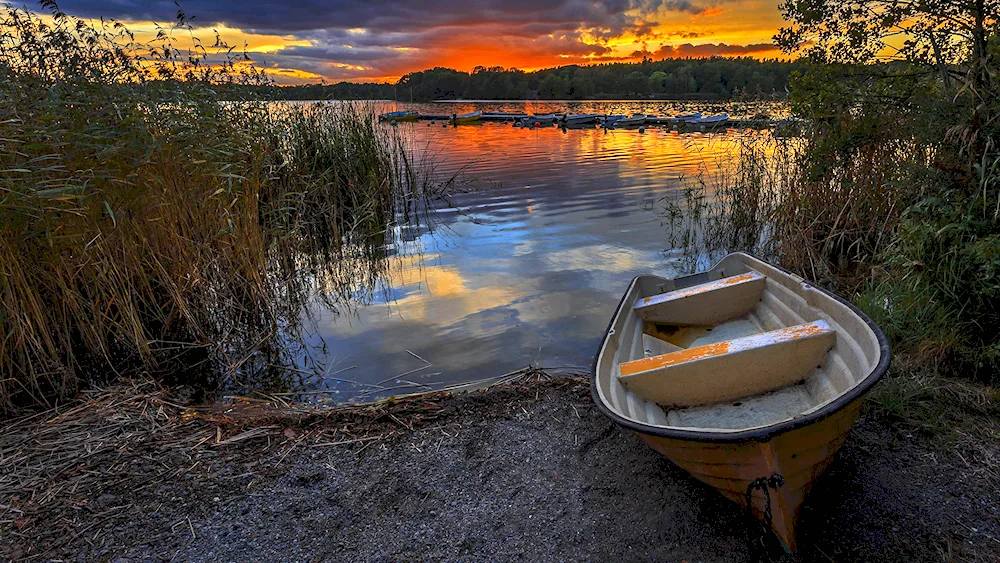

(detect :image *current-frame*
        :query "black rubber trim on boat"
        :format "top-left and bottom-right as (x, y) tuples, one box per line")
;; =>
(589, 256), (893, 444)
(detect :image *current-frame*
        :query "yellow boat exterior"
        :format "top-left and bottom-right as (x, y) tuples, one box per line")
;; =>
(639, 398), (862, 551)
(591, 253), (890, 553)
(451, 111), (482, 125)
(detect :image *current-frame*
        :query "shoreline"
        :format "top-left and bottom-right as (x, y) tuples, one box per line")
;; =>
(2, 372), (998, 561)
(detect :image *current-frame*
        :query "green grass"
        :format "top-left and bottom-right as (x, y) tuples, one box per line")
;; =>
(866, 365), (1000, 443)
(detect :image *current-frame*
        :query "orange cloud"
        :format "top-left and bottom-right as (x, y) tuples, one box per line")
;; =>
(696, 7), (726, 17)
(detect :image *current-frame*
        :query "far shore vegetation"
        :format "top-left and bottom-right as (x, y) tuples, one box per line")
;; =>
(1, 0), (998, 429)
(268, 58), (805, 102)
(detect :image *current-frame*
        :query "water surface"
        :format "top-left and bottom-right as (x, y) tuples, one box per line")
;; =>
(295, 102), (770, 401)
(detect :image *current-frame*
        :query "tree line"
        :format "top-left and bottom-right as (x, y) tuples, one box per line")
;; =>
(272, 57), (806, 101)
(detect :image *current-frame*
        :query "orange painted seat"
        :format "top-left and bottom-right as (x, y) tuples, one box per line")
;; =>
(634, 271), (766, 326)
(617, 320), (836, 407)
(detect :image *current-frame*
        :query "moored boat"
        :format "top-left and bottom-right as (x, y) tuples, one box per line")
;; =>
(591, 253), (890, 553)
(522, 113), (559, 126)
(615, 114), (647, 127)
(562, 113), (601, 125)
(451, 111), (482, 125)
(690, 113), (730, 125)
(379, 110), (420, 122)
(675, 112), (702, 122)
(644, 116), (675, 125)
(481, 112), (529, 121)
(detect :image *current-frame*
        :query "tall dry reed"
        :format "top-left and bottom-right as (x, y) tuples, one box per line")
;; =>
(664, 123), (907, 289)
(0, 3), (430, 411)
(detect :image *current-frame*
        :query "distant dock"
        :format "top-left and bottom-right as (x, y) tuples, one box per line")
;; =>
(411, 113), (798, 131)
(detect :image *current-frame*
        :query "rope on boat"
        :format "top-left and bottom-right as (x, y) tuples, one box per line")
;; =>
(745, 473), (786, 549)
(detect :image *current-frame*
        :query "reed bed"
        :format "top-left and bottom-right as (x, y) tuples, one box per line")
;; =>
(663, 124), (906, 289)
(0, 4), (435, 412)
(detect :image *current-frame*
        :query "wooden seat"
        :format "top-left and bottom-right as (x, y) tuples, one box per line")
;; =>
(642, 333), (682, 357)
(634, 271), (766, 326)
(617, 320), (836, 407)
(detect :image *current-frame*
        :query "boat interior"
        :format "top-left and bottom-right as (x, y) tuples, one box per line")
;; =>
(596, 255), (882, 432)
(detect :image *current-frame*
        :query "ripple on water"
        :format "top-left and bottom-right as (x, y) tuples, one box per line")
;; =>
(297, 107), (762, 401)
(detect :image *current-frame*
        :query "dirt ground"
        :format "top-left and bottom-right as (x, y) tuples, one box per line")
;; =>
(2, 376), (999, 562)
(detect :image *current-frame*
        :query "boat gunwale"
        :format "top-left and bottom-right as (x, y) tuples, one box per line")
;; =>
(589, 253), (891, 443)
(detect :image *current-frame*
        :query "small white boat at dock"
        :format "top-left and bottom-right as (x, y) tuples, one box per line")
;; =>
(690, 113), (729, 125)
(522, 114), (559, 126)
(451, 111), (482, 125)
(562, 113), (601, 125)
(614, 114), (647, 127)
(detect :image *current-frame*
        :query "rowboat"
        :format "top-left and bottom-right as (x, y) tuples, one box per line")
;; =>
(690, 113), (730, 126)
(481, 112), (529, 122)
(688, 113), (729, 125)
(562, 113), (601, 125)
(522, 113), (559, 126)
(675, 112), (702, 122)
(615, 114), (647, 127)
(591, 253), (889, 553)
(451, 111), (482, 125)
(379, 110), (420, 122)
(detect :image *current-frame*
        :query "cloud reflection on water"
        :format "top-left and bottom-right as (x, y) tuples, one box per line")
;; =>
(302, 114), (753, 400)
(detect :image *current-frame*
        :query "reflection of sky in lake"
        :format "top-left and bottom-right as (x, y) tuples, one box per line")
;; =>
(299, 115), (749, 401)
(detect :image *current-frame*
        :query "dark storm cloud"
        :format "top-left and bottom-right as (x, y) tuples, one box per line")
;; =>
(52, 0), (663, 35)
(661, 0), (703, 14)
(273, 44), (392, 64)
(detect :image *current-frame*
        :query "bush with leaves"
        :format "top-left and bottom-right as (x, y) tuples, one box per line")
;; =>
(773, 0), (1000, 378)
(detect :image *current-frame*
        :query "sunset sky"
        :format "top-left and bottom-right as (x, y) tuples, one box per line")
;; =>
(50, 0), (789, 83)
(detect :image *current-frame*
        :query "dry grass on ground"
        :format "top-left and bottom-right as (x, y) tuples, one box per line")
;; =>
(0, 368), (577, 558)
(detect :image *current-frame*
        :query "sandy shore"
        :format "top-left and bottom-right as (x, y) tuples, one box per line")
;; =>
(2, 375), (998, 562)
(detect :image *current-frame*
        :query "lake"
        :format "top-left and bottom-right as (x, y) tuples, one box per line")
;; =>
(287, 101), (783, 402)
